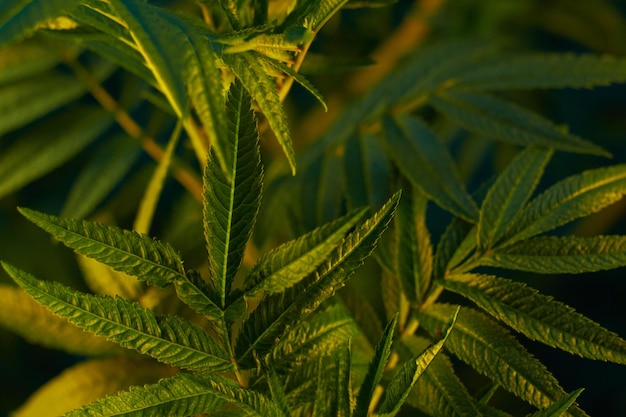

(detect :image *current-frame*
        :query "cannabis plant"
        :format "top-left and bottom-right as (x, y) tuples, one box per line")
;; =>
(1, 1), (626, 416)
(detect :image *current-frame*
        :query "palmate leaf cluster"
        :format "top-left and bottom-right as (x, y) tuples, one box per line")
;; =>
(1, 0), (626, 416)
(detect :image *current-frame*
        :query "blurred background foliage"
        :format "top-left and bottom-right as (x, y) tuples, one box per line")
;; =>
(1, 0), (626, 415)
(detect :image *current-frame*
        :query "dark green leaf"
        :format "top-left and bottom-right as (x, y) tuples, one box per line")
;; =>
(482, 235), (626, 274)
(268, 304), (359, 369)
(429, 91), (610, 157)
(236, 192), (400, 367)
(65, 372), (225, 417)
(399, 335), (484, 417)
(478, 147), (553, 249)
(61, 135), (142, 219)
(354, 314), (398, 417)
(417, 303), (585, 416)
(0, 60), (114, 137)
(204, 80), (263, 307)
(245, 207), (367, 296)
(528, 389), (585, 417)
(199, 375), (287, 417)
(443, 274), (626, 364)
(381, 114), (478, 222)
(19, 208), (186, 288)
(377, 307), (458, 416)
(344, 131), (393, 211)
(503, 164), (626, 245)
(329, 343), (353, 417)
(394, 181), (433, 303)
(266, 368), (291, 417)
(0, 41), (59, 84)
(433, 217), (473, 279)
(452, 53), (626, 91)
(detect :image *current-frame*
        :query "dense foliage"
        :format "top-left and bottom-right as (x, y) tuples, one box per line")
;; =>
(1, 1), (626, 416)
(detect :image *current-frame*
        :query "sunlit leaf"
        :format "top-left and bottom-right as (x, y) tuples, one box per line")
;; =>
(76, 254), (142, 300)
(108, 0), (189, 118)
(3, 263), (232, 372)
(228, 52), (296, 174)
(528, 389), (585, 417)
(0, 285), (120, 356)
(14, 357), (176, 417)
(0, 0), (82, 47)
(134, 121), (182, 235)
(65, 372), (225, 417)
(399, 335), (484, 417)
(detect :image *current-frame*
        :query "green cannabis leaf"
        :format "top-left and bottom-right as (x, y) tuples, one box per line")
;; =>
(2, 1), (626, 416)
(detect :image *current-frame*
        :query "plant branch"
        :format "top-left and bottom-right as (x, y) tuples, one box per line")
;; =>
(63, 56), (203, 201)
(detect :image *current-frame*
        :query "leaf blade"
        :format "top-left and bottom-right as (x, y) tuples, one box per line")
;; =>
(0, 285), (120, 356)
(399, 335), (484, 417)
(394, 182), (433, 303)
(0, 0), (82, 47)
(429, 91), (610, 157)
(443, 273), (626, 364)
(377, 307), (458, 416)
(453, 53), (626, 91)
(381, 115), (478, 222)
(3, 263), (232, 372)
(503, 164), (626, 245)
(65, 372), (225, 417)
(228, 52), (296, 174)
(244, 207), (367, 296)
(353, 314), (398, 417)
(482, 235), (626, 274)
(417, 303), (585, 416)
(203, 80), (263, 307)
(108, 0), (188, 118)
(236, 192), (400, 367)
(478, 146), (553, 248)
(19, 208), (185, 288)
(14, 357), (176, 417)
